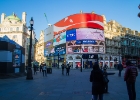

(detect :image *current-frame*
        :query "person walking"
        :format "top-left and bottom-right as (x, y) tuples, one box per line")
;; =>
(103, 63), (108, 71)
(33, 64), (37, 75)
(124, 60), (138, 100)
(40, 64), (43, 72)
(42, 64), (47, 77)
(66, 63), (70, 76)
(118, 62), (123, 77)
(90, 62), (105, 100)
(61, 63), (65, 75)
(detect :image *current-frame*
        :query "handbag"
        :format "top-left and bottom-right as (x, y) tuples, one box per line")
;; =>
(103, 76), (109, 83)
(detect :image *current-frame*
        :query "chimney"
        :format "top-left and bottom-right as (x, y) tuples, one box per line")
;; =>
(22, 12), (26, 25)
(1, 13), (6, 23)
(91, 11), (94, 14)
(80, 10), (83, 14)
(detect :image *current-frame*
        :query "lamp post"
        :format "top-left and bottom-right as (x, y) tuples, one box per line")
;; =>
(53, 52), (55, 67)
(26, 17), (34, 80)
(58, 51), (60, 69)
(118, 48), (121, 63)
(138, 4), (140, 18)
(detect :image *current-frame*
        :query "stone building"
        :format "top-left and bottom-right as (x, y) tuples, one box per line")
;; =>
(0, 12), (36, 65)
(121, 28), (140, 67)
(100, 16), (140, 68)
(35, 12), (140, 68)
(34, 30), (45, 64)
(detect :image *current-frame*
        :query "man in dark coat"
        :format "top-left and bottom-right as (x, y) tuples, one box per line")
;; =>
(117, 62), (123, 77)
(61, 63), (65, 75)
(33, 64), (37, 75)
(124, 60), (138, 100)
(90, 62), (105, 100)
(66, 63), (70, 76)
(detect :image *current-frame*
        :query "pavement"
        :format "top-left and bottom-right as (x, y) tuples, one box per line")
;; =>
(0, 68), (140, 100)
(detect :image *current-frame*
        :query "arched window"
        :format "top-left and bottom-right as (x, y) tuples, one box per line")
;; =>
(16, 27), (19, 31)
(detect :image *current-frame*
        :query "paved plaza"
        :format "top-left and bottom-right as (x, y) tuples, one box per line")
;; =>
(0, 68), (140, 100)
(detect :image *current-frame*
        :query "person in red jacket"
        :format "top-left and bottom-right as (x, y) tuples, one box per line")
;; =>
(124, 60), (138, 100)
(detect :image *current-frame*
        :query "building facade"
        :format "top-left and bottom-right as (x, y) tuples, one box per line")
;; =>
(34, 30), (45, 64)
(0, 12), (36, 66)
(35, 11), (140, 68)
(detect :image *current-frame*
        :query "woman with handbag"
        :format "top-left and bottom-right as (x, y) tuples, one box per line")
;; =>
(90, 62), (105, 100)
(103, 69), (109, 93)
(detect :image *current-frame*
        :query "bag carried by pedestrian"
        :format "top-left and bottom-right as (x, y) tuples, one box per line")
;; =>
(103, 75), (109, 83)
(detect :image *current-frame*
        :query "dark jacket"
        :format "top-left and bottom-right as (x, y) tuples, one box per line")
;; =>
(61, 64), (65, 69)
(118, 64), (123, 71)
(90, 64), (105, 95)
(124, 66), (138, 83)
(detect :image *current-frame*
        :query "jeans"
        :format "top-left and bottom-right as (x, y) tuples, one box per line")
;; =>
(43, 70), (47, 76)
(93, 94), (103, 100)
(118, 70), (122, 77)
(62, 69), (64, 75)
(126, 82), (136, 100)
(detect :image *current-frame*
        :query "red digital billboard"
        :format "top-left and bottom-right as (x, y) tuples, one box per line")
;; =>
(54, 13), (104, 35)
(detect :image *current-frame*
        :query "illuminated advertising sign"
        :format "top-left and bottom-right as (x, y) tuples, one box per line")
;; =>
(54, 44), (66, 55)
(76, 28), (105, 41)
(66, 29), (76, 41)
(76, 40), (97, 45)
(53, 32), (66, 46)
(66, 40), (105, 54)
(54, 13), (104, 35)
(44, 40), (54, 57)
(13, 49), (21, 67)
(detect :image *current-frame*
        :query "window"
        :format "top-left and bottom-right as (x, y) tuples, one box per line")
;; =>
(10, 28), (13, 31)
(16, 27), (19, 31)
(13, 35), (17, 39)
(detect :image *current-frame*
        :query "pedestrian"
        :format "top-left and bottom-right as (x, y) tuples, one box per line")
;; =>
(40, 64), (43, 72)
(117, 62), (123, 77)
(138, 64), (140, 72)
(66, 63), (70, 76)
(124, 60), (138, 100)
(33, 64), (37, 75)
(76, 64), (78, 69)
(103, 63), (108, 70)
(90, 62), (105, 100)
(103, 69), (109, 93)
(42, 64), (47, 77)
(61, 63), (65, 75)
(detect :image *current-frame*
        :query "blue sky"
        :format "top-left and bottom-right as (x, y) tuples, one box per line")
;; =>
(0, 0), (140, 39)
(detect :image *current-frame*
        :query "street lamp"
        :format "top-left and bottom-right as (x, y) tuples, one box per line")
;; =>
(138, 4), (140, 18)
(53, 52), (55, 67)
(26, 17), (34, 80)
(58, 51), (60, 69)
(118, 48), (121, 63)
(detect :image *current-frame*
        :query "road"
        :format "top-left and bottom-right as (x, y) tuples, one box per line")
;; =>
(0, 68), (140, 100)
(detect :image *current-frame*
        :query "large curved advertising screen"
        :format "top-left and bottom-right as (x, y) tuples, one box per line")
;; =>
(66, 28), (105, 54)
(53, 13), (105, 54)
(54, 13), (104, 35)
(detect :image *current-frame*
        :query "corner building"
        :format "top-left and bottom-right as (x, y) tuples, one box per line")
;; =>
(44, 12), (105, 68)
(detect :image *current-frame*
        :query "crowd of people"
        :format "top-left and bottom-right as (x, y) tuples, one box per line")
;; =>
(26, 60), (138, 100)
